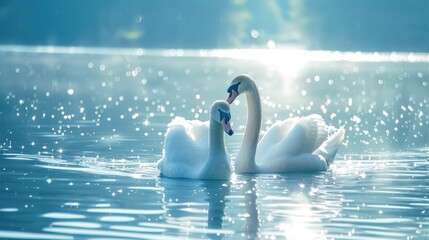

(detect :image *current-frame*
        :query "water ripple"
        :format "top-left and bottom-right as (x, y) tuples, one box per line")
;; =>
(0, 231), (72, 240)
(87, 208), (164, 215)
(42, 212), (86, 219)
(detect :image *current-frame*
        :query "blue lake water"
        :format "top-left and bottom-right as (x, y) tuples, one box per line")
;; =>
(0, 46), (428, 239)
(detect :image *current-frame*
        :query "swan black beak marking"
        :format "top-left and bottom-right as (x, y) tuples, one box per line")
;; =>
(220, 118), (234, 136)
(221, 118), (234, 136)
(219, 109), (233, 135)
(226, 82), (241, 104)
(226, 90), (237, 104)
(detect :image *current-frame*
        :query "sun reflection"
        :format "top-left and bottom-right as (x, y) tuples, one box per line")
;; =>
(279, 194), (326, 240)
(214, 48), (309, 81)
(256, 49), (308, 81)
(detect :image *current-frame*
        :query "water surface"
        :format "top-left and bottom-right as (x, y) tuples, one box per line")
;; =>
(0, 47), (428, 239)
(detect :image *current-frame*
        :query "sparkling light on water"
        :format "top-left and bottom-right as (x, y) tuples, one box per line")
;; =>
(0, 47), (428, 239)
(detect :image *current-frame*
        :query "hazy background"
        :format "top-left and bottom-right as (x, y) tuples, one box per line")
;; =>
(1, 0), (429, 51)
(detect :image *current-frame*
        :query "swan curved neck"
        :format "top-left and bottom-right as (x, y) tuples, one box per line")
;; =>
(236, 86), (261, 173)
(209, 119), (225, 152)
(198, 119), (230, 179)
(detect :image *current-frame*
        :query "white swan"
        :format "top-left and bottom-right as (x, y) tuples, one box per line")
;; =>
(157, 100), (234, 179)
(226, 74), (345, 173)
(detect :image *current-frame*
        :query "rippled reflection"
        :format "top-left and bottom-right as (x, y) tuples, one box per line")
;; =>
(157, 178), (232, 239)
(0, 151), (428, 239)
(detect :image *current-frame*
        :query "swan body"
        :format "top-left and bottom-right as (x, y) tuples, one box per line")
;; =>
(226, 74), (345, 173)
(157, 100), (234, 179)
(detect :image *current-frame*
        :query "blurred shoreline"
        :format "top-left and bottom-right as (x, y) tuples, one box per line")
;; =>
(1, 44), (428, 63)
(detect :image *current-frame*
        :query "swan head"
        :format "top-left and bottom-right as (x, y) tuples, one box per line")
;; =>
(211, 100), (234, 136)
(226, 74), (255, 104)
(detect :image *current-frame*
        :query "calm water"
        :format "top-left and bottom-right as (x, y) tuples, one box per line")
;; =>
(0, 47), (428, 239)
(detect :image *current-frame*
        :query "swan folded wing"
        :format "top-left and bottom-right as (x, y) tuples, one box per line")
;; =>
(300, 114), (328, 152)
(278, 117), (301, 135)
(187, 120), (210, 144)
(256, 117), (300, 154)
(165, 117), (209, 144)
(158, 118), (209, 178)
(255, 117), (301, 166)
(258, 152), (328, 173)
(265, 114), (328, 157)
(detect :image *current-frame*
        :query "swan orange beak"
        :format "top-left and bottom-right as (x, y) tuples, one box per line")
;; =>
(226, 89), (238, 104)
(221, 119), (234, 136)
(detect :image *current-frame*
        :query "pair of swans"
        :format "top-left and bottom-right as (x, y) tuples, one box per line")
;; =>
(157, 75), (346, 179)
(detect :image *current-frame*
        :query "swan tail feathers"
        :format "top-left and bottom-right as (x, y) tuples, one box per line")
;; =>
(326, 126), (346, 150)
(322, 126), (346, 165)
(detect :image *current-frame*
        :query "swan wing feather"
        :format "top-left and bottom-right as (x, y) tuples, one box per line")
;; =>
(256, 115), (328, 163)
(256, 117), (300, 154)
(157, 117), (209, 178)
(299, 114), (329, 152)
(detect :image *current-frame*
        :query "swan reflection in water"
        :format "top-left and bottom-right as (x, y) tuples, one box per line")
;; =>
(239, 173), (341, 240)
(241, 177), (260, 239)
(157, 172), (342, 239)
(157, 178), (232, 239)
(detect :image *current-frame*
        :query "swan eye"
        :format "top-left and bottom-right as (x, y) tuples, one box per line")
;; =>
(227, 82), (241, 95)
(218, 109), (231, 123)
